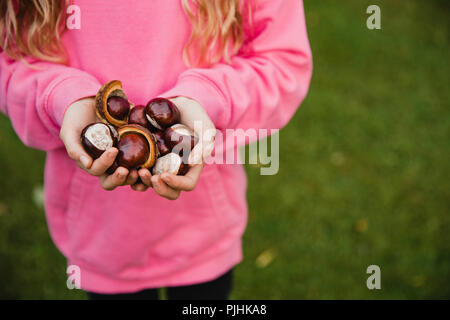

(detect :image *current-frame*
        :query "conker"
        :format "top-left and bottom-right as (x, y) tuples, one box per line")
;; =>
(117, 134), (149, 170)
(163, 124), (198, 159)
(81, 122), (119, 174)
(81, 122), (117, 159)
(145, 98), (180, 130)
(152, 153), (189, 176)
(128, 105), (156, 131)
(107, 96), (130, 121)
(116, 124), (158, 170)
(95, 80), (132, 127)
(153, 131), (171, 157)
(87, 80), (200, 180)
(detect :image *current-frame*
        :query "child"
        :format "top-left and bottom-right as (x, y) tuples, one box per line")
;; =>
(0, 0), (312, 299)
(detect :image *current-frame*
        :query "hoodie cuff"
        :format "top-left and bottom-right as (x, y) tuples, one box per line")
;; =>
(159, 74), (229, 129)
(47, 76), (101, 127)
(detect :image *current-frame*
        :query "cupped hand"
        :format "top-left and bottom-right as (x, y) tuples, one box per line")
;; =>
(59, 97), (138, 191)
(131, 96), (216, 199)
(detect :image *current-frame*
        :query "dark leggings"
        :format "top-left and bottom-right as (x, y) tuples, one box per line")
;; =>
(86, 269), (233, 300)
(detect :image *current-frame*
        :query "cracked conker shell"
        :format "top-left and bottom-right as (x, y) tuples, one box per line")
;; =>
(96, 80), (132, 127)
(145, 98), (180, 130)
(117, 124), (158, 170)
(152, 153), (189, 176)
(163, 124), (198, 159)
(81, 122), (117, 159)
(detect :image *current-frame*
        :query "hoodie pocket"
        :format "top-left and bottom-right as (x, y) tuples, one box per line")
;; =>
(202, 165), (240, 233)
(66, 169), (91, 222)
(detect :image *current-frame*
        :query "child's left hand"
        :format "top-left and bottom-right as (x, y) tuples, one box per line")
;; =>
(131, 97), (216, 200)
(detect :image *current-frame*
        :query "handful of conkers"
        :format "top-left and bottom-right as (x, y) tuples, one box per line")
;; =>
(80, 80), (198, 176)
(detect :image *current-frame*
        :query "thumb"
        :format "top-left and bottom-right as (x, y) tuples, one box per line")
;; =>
(60, 127), (93, 169)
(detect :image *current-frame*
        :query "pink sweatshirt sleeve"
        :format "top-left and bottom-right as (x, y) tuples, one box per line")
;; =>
(162, 0), (313, 131)
(0, 53), (101, 151)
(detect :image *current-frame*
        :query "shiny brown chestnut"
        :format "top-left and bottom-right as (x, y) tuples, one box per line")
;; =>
(128, 105), (156, 131)
(145, 98), (180, 130)
(152, 153), (189, 176)
(96, 80), (132, 127)
(163, 124), (198, 159)
(117, 134), (149, 170)
(107, 96), (130, 121)
(81, 122), (117, 159)
(116, 124), (158, 170)
(153, 131), (171, 157)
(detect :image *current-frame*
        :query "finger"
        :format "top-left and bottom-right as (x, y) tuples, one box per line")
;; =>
(201, 140), (215, 161)
(124, 170), (139, 185)
(131, 183), (149, 192)
(196, 125), (216, 161)
(138, 168), (153, 187)
(87, 148), (118, 176)
(202, 126), (216, 146)
(188, 141), (204, 165)
(188, 141), (214, 164)
(151, 175), (180, 200)
(61, 128), (93, 169)
(160, 163), (203, 191)
(99, 167), (129, 191)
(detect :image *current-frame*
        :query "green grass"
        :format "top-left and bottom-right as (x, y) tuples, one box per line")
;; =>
(0, 0), (448, 299)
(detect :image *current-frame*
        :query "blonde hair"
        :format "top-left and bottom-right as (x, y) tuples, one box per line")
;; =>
(0, 0), (250, 66)
(0, 0), (68, 63)
(182, 0), (248, 66)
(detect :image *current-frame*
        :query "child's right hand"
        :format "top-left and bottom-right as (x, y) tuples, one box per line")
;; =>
(59, 98), (139, 190)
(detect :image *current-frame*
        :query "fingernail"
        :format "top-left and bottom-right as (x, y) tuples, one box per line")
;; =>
(109, 149), (117, 158)
(80, 155), (89, 167)
(161, 174), (170, 183)
(140, 169), (148, 176)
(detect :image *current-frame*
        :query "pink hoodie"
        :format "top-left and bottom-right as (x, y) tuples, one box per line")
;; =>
(0, 0), (312, 293)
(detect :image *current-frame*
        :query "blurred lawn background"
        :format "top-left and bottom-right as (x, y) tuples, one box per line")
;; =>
(0, 0), (448, 299)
